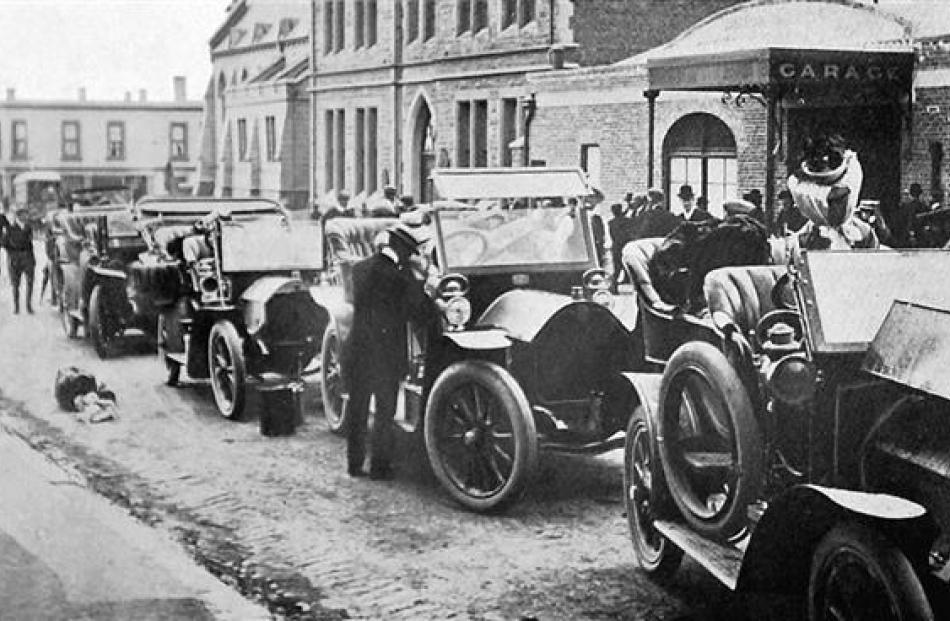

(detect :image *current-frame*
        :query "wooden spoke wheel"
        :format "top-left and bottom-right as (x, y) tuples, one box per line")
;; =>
(208, 320), (247, 420)
(319, 325), (348, 434)
(89, 284), (125, 359)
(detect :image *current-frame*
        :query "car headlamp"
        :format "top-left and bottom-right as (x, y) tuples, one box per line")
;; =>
(591, 288), (614, 308)
(443, 296), (471, 330)
(766, 353), (817, 406)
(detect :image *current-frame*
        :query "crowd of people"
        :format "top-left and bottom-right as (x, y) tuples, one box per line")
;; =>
(311, 185), (416, 224)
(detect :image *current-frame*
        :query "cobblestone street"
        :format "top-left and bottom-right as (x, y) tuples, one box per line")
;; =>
(0, 266), (786, 620)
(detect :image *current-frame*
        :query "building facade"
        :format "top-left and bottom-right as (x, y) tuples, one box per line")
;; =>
(309, 0), (745, 209)
(199, 0), (311, 211)
(528, 0), (950, 221)
(0, 81), (202, 203)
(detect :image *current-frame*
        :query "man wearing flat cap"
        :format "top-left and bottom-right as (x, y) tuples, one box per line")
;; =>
(343, 211), (438, 480)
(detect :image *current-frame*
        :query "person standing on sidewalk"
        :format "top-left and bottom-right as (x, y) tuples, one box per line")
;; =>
(4, 208), (35, 314)
(342, 213), (438, 480)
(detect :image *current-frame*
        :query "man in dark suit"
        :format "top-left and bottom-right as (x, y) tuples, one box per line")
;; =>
(4, 208), (36, 314)
(343, 215), (438, 479)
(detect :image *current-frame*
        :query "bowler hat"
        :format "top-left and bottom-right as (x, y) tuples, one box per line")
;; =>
(677, 184), (694, 200)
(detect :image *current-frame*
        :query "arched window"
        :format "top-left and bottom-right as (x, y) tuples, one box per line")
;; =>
(217, 73), (227, 121)
(663, 113), (737, 218)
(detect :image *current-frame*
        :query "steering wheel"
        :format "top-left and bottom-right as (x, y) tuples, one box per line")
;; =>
(771, 271), (799, 311)
(443, 229), (489, 265)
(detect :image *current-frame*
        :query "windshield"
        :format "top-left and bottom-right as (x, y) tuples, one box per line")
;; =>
(220, 220), (323, 272)
(436, 207), (593, 271)
(798, 250), (950, 353)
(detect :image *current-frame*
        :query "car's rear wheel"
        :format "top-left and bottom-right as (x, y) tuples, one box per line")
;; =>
(157, 311), (182, 386)
(625, 405), (683, 579)
(89, 284), (124, 358)
(319, 324), (348, 434)
(208, 320), (246, 420)
(657, 341), (763, 541)
(808, 522), (933, 621)
(424, 361), (537, 513)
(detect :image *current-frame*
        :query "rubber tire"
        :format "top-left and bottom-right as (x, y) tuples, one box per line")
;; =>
(319, 324), (348, 435)
(624, 405), (683, 580)
(657, 341), (763, 541)
(424, 361), (538, 513)
(89, 284), (121, 359)
(60, 297), (79, 339)
(808, 522), (934, 621)
(208, 320), (247, 420)
(157, 312), (182, 387)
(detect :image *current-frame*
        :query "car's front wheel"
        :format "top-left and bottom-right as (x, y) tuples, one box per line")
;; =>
(424, 361), (537, 513)
(89, 284), (124, 358)
(208, 320), (247, 419)
(60, 297), (79, 339)
(625, 405), (683, 579)
(808, 522), (933, 621)
(319, 324), (348, 434)
(157, 311), (182, 386)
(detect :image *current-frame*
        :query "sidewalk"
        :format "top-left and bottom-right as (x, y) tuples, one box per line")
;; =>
(0, 429), (269, 620)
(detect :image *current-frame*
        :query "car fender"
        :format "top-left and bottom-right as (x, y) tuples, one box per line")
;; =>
(619, 372), (664, 435)
(443, 328), (511, 351)
(476, 289), (573, 342)
(736, 484), (934, 596)
(89, 265), (127, 281)
(309, 285), (352, 343)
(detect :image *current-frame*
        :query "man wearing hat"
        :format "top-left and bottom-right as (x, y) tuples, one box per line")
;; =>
(342, 211), (438, 480)
(4, 207), (36, 313)
(369, 185), (401, 218)
(676, 184), (696, 220)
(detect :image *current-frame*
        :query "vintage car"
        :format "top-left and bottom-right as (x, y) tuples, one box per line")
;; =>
(136, 197), (329, 419)
(55, 199), (149, 356)
(623, 249), (950, 619)
(319, 167), (639, 512)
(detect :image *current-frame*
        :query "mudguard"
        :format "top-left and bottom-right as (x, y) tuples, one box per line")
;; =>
(737, 484), (934, 596)
(309, 284), (352, 344)
(90, 265), (127, 280)
(476, 289), (572, 342)
(619, 372), (664, 436)
(444, 328), (511, 351)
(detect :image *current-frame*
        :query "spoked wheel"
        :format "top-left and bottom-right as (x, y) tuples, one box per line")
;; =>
(425, 361), (537, 513)
(319, 325), (348, 434)
(156, 311), (182, 386)
(208, 320), (247, 419)
(809, 522), (934, 621)
(657, 341), (763, 541)
(59, 297), (79, 339)
(624, 405), (683, 579)
(89, 284), (124, 358)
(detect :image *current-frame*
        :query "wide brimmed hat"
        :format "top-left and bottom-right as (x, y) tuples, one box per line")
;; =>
(388, 209), (433, 249)
(677, 184), (694, 200)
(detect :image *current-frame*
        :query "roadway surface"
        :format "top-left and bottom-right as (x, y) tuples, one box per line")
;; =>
(0, 250), (797, 620)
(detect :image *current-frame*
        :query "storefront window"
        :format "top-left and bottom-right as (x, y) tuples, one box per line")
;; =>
(664, 113), (737, 218)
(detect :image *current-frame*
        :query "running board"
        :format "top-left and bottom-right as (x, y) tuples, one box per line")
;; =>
(653, 520), (746, 591)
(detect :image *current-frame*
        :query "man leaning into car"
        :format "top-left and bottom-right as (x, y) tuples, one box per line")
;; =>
(342, 212), (438, 480)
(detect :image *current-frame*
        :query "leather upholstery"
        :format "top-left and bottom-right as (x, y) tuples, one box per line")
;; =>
(324, 217), (397, 264)
(703, 265), (786, 336)
(621, 237), (667, 309)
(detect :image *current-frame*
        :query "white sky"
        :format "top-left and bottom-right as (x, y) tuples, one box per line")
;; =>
(0, 0), (231, 102)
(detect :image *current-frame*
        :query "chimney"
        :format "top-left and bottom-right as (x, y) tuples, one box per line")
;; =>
(124, 91), (132, 102)
(78, 87), (87, 101)
(139, 89), (147, 102)
(5, 88), (14, 101)
(173, 76), (187, 102)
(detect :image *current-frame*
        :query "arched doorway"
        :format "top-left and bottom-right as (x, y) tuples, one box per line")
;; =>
(663, 113), (737, 218)
(409, 97), (435, 203)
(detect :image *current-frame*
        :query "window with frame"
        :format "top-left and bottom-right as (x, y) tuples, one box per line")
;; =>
(367, 0), (377, 46)
(170, 122), (188, 160)
(238, 119), (248, 160)
(664, 113), (737, 218)
(107, 121), (125, 160)
(324, 110), (335, 192)
(456, 99), (488, 168)
(503, 0), (535, 29)
(335, 0), (345, 51)
(323, 0), (334, 53)
(406, 0), (419, 43)
(457, 0), (487, 34)
(355, 107), (378, 194)
(334, 109), (346, 191)
(355, 0), (365, 48)
(457, 0), (470, 34)
(62, 121), (81, 160)
(423, 0), (436, 41)
(12, 120), (27, 159)
(580, 143), (602, 189)
(265, 115), (278, 161)
(501, 98), (519, 167)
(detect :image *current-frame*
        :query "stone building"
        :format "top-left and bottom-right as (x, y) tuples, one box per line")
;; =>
(0, 80), (202, 202)
(198, 0), (311, 210)
(309, 0), (746, 208)
(527, 0), (950, 221)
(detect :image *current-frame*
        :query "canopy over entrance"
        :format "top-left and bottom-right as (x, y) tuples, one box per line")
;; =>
(626, 0), (917, 224)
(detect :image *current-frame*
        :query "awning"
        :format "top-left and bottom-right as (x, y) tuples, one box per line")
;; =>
(431, 167), (592, 200)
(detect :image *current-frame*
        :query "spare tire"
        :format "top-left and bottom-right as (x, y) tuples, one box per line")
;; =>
(657, 341), (763, 540)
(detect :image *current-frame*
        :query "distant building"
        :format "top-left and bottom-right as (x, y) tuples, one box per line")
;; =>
(197, 0), (311, 211)
(0, 79), (202, 203)
(309, 0), (743, 209)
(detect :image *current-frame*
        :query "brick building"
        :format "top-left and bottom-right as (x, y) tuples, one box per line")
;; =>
(0, 80), (202, 203)
(198, 0), (311, 210)
(528, 0), (950, 221)
(309, 0), (746, 208)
